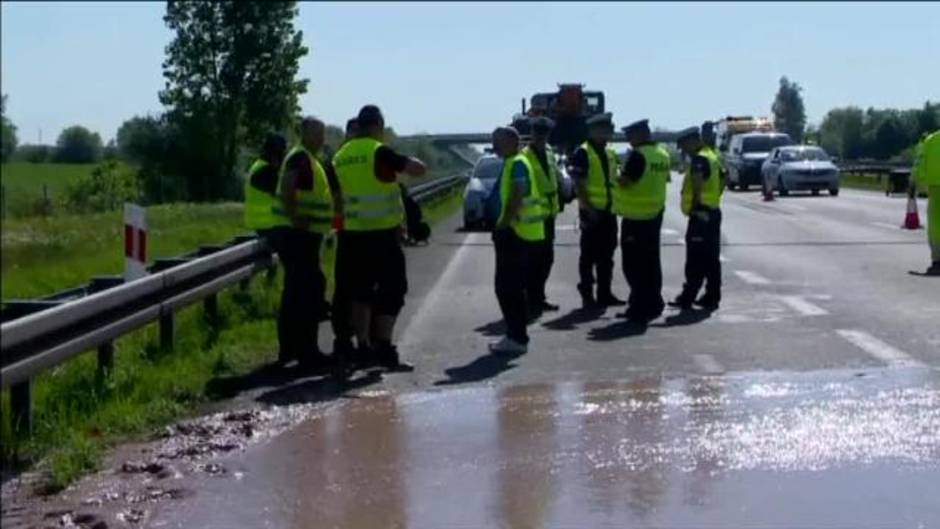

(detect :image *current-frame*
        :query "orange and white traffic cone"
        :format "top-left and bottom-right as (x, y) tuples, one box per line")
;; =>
(903, 196), (921, 230)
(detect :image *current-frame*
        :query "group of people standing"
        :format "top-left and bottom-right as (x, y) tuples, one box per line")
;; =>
(488, 115), (725, 355)
(243, 105), (426, 381)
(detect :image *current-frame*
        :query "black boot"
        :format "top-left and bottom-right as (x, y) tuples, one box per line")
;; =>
(376, 343), (414, 373)
(668, 294), (694, 310)
(596, 291), (626, 307)
(579, 287), (597, 309)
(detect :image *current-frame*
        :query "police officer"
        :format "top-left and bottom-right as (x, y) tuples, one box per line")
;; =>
(568, 113), (624, 308)
(522, 116), (561, 316)
(615, 119), (670, 323)
(911, 129), (940, 275)
(490, 126), (546, 355)
(332, 105), (426, 377)
(670, 126), (724, 310)
(244, 133), (287, 236)
(270, 117), (336, 368)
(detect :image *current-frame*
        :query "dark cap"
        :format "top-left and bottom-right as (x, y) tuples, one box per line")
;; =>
(622, 119), (650, 134)
(262, 132), (287, 155)
(357, 105), (384, 128)
(586, 112), (614, 128)
(529, 116), (555, 131)
(345, 117), (359, 133)
(675, 126), (701, 143)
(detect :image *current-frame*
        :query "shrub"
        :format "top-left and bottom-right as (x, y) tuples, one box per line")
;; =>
(63, 160), (141, 213)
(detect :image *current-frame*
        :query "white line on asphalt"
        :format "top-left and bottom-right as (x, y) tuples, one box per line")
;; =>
(872, 221), (901, 231)
(692, 354), (726, 375)
(719, 254), (730, 263)
(781, 203), (808, 211)
(400, 231), (479, 342)
(734, 270), (772, 285)
(779, 295), (829, 316)
(836, 329), (925, 368)
(556, 224), (578, 231)
(662, 228), (679, 236)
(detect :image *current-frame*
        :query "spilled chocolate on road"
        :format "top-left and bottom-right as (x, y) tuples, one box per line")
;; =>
(147, 367), (940, 529)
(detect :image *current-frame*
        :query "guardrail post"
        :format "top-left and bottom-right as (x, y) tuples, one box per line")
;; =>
(160, 311), (175, 351)
(97, 342), (114, 378)
(11, 380), (32, 436)
(203, 294), (218, 325)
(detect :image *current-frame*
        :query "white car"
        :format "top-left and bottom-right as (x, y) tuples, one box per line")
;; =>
(761, 145), (840, 197)
(463, 155), (503, 230)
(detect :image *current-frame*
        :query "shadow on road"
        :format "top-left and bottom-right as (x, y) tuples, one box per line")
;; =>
(587, 320), (649, 342)
(256, 370), (383, 407)
(542, 307), (606, 330)
(434, 350), (524, 386)
(475, 319), (506, 337)
(206, 362), (317, 401)
(653, 309), (714, 328)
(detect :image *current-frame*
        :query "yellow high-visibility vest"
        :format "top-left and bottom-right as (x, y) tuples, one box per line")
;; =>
(612, 143), (670, 220)
(499, 153), (546, 241)
(243, 159), (277, 230)
(681, 146), (723, 215)
(582, 141), (619, 211)
(522, 145), (560, 216)
(332, 137), (404, 231)
(273, 145), (335, 234)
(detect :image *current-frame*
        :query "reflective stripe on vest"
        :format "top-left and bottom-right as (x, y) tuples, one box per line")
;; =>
(612, 143), (670, 220)
(522, 145), (560, 216)
(274, 146), (335, 233)
(583, 142), (619, 211)
(333, 137), (404, 231)
(244, 159), (277, 230)
(681, 146), (723, 216)
(499, 154), (546, 241)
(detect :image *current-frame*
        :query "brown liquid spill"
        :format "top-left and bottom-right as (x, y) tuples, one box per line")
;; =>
(147, 368), (940, 528)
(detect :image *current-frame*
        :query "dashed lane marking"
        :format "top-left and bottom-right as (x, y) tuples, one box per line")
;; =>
(836, 329), (925, 368)
(692, 354), (726, 375)
(734, 270), (772, 285)
(661, 228), (680, 236)
(872, 221), (902, 231)
(779, 295), (829, 316)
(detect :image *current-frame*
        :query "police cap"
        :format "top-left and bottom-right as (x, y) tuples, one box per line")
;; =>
(675, 126), (701, 144)
(529, 116), (555, 131)
(586, 112), (614, 129)
(622, 119), (650, 134)
(357, 105), (384, 129)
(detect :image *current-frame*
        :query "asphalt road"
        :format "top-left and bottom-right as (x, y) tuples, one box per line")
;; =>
(13, 183), (940, 528)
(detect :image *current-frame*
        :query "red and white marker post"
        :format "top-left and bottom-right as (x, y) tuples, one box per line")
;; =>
(124, 203), (148, 281)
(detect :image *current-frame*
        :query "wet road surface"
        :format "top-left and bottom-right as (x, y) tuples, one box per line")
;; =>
(153, 368), (940, 528)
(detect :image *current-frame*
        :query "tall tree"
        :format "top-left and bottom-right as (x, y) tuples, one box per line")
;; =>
(771, 76), (807, 143)
(1, 94), (18, 162)
(160, 1), (308, 201)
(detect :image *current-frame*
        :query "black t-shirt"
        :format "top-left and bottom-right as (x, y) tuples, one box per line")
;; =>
(690, 154), (711, 180)
(621, 145), (649, 183)
(375, 145), (409, 182)
(249, 162), (279, 195)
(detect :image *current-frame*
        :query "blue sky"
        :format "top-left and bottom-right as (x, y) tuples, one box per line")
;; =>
(2, 1), (938, 143)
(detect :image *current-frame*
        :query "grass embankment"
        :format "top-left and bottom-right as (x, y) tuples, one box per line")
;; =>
(1, 162), (97, 218)
(0, 188), (464, 493)
(840, 173), (887, 192)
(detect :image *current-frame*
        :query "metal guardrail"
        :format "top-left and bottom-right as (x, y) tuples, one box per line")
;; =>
(836, 160), (913, 194)
(0, 174), (468, 435)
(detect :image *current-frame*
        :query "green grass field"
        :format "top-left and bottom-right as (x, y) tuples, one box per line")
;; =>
(0, 189), (463, 493)
(1, 162), (99, 217)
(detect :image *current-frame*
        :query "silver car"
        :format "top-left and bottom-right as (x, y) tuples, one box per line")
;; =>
(463, 155), (503, 230)
(761, 145), (840, 197)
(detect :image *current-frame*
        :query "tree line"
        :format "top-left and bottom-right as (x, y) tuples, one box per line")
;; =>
(771, 76), (938, 161)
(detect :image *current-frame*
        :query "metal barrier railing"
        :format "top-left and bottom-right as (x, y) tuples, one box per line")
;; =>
(0, 173), (468, 435)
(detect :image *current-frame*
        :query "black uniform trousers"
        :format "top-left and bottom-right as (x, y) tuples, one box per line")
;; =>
(621, 210), (665, 320)
(494, 228), (533, 344)
(526, 216), (556, 307)
(578, 208), (618, 297)
(679, 207), (722, 304)
(268, 227), (325, 362)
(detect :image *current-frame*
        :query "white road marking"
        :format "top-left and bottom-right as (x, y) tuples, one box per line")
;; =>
(872, 221), (901, 231)
(734, 270), (772, 285)
(719, 254), (730, 263)
(400, 231), (480, 342)
(781, 203), (808, 211)
(836, 329), (924, 368)
(556, 224), (578, 231)
(692, 354), (725, 375)
(779, 295), (829, 316)
(661, 228), (679, 236)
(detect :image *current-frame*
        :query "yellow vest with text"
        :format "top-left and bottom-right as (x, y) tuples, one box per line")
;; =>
(332, 137), (404, 231)
(273, 146), (335, 234)
(582, 142), (619, 211)
(612, 143), (670, 220)
(681, 146), (723, 215)
(244, 159), (277, 230)
(499, 154), (546, 241)
(522, 145), (560, 216)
